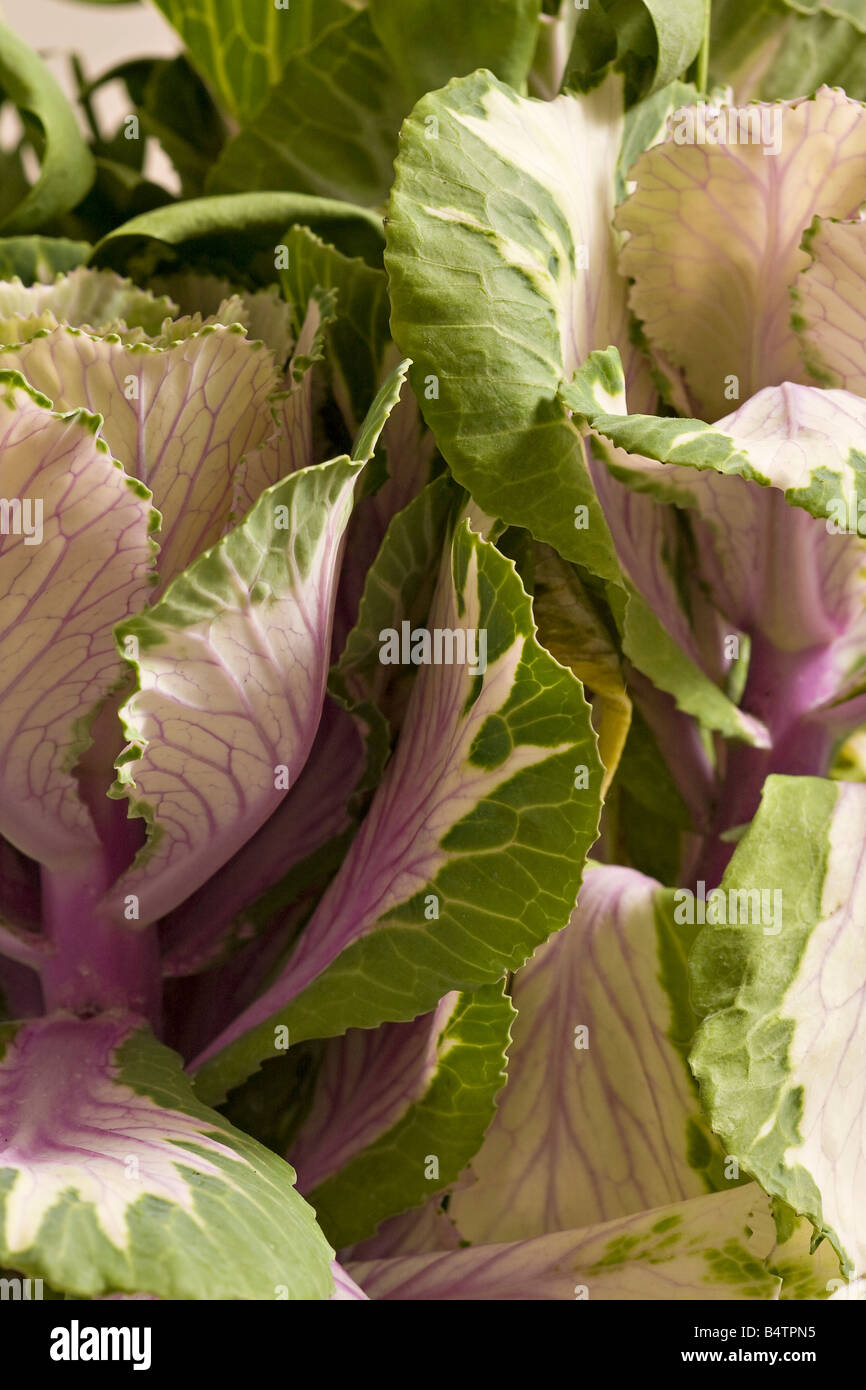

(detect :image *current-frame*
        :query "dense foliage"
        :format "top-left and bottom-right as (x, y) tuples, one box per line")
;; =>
(0, 0), (865, 1301)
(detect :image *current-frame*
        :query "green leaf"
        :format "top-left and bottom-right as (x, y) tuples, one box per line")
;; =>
(563, 346), (866, 529)
(385, 69), (769, 750)
(559, 354), (773, 749)
(616, 78), (698, 200)
(0, 1013), (333, 1299)
(330, 473), (461, 782)
(91, 192), (385, 281)
(0, 19), (95, 233)
(386, 69), (641, 583)
(152, 0), (355, 121)
(208, 10), (406, 208)
(531, 542), (631, 794)
(639, 0), (708, 90)
(351, 355), (412, 463)
(0, 236), (90, 283)
(67, 158), (174, 248)
(614, 707), (695, 882)
(369, 0), (542, 105)
(0, 147), (32, 226)
(617, 585), (769, 747)
(690, 774), (866, 1278)
(192, 515), (604, 1103)
(566, 0), (706, 103)
(281, 225), (391, 431)
(299, 982), (513, 1247)
(710, 0), (866, 101)
(137, 56), (227, 198)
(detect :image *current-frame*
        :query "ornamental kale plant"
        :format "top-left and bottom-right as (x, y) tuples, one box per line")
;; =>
(1, 0), (866, 1303)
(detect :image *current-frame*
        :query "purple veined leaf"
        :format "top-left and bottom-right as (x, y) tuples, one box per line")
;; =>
(231, 291), (335, 522)
(348, 1184), (837, 1300)
(159, 476), (459, 1002)
(0, 371), (156, 874)
(164, 487), (466, 1047)
(329, 1262), (368, 1300)
(449, 863), (725, 1244)
(147, 271), (297, 369)
(0, 1013), (334, 1298)
(0, 322), (278, 588)
(190, 512), (603, 1104)
(0, 370), (159, 1022)
(343, 1192), (464, 1262)
(677, 387), (866, 670)
(286, 983), (512, 1248)
(0, 266), (177, 342)
(554, 353), (772, 751)
(103, 459), (364, 930)
(102, 364), (409, 931)
(794, 211), (866, 394)
(605, 383), (866, 705)
(0, 267), (291, 898)
(88, 288), (372, 976)
(163, 463), (448, 989)
(159, 695), (365, 978)
(162, 482), (456, 1016)
(567, 352), (866, 868)
(287, 1001), (459, 1197)
(618, 86), (866, 420)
